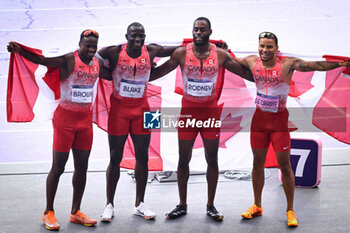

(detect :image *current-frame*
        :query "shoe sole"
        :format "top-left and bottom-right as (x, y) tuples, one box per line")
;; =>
(43, 219), (60, 231)
(165, 212), (187, 219)
(44, 224), (59, 231)
(288, 222), (298, 227)
(207, 213), (224, 221)
(101, 215), (114, 223)
(241, 211), (262, 219)
(70, 219), (96, 227)
(101, 218), (112, 222)
(213, 215), (224, 221)
(133, 212), (156, 220)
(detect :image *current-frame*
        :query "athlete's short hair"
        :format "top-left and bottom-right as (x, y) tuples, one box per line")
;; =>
(259, 31), (278, 45)
(127, 22), (144, 34)
(194, 17), (211, 29)
(80, 29), (99, 42)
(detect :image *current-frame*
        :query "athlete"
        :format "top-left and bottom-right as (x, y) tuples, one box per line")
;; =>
(97, 22), (178, 221)
(7, 29), (102, 231)
(236, 31), (350, 227)
(150, 17), (253, 221)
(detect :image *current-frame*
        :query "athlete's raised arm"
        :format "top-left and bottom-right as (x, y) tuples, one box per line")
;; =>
(286, 57), (350, 72)
(7, 41), (68, 68)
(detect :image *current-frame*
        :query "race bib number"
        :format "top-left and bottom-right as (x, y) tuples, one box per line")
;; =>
(255, 92), (279, 113)
(72, 85), (93, 103)
(119, 79), (145, 98)
(187, 78), (213, 97)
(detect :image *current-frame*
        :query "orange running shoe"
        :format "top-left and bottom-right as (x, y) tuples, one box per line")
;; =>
(42, 211), (60, 231)
(287, 210), (298, 227)
(70, 210), (97, 227)
(241, 204), (263, 219)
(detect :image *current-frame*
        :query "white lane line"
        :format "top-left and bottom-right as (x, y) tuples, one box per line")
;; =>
(0, 1), (285, 12)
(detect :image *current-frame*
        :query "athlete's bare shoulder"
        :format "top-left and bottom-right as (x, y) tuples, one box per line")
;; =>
(282, 56), (299, 64)
(282, 56), (300, 71)
(245, 55), (259, 62)
(171, 45), (186, 64)
(174, 45), (186, 54)
(63, 52), (75, 61)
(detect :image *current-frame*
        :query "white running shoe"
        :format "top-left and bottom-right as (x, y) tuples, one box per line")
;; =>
(101, 203), (115, 222)
(133, 202), (156, 220)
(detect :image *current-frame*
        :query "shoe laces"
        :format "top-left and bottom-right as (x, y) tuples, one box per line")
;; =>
(287, 210), (296, 220)
(168, 205), (186, 215)
(175, 205), (186, 212)
(75, 210), (88, 219)
(207, 206), (219, 214)
(247, 204), (260, 213)
(104, 204), (114, 212)
(47, 211), (58, 222)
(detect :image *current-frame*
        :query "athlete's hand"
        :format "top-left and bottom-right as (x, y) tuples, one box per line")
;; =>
(216, 42), (228, 50)
(151, 61), (157, 70)
(7, 42), (21, 53)
(339, 60), (350, 67)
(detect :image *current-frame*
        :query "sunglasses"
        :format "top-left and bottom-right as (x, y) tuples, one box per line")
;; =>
(259, 32), (278, 45)
(83, 30), (99, 37)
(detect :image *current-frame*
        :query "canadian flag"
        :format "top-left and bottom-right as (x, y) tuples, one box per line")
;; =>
(7, 41), (350, 171)
(312, 55), (350, 144)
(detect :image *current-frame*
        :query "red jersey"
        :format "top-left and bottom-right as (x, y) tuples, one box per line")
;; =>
(112, 44), (151, 104)
(59, 50), (99, 112)
(182, 43), (219, 103)
(253, 56), (290, 112)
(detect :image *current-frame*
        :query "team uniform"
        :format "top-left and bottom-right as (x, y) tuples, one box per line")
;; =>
(178, 42), (221, 140)
(108, 44), (151, 135)
(250, 56), (291, 152)
(52, 50), (99, 152)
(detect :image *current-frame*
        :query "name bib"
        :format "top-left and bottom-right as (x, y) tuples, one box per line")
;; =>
(72, 85), (93, 103)
(187, 78), (213, 97)
(119, 79), (145, 98)
(255, 92), (279, 113)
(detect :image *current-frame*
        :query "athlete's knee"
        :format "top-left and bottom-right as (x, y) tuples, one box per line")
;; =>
(253, 157), (265, 168)
(50, 166), (65, 177)
(109, 151), (123, 166)
(135, 153), (148, 168)
(178, 155), (191, 169)
(279, 164), (293, 176)
(74, 163), (88, 174)
(206, 156), (218, 169)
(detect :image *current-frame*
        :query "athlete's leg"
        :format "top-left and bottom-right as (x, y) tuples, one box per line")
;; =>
(275, 150), (294, 211)
(69, 148), (97, 226)
(271, 131), (294, 211)
(177, 139), (195, 206)
(106, 134), (128, 205)
(71, 149), (91, 214)
(251, 147), (268, 208)
(45, 150), (69, 214)
(250, 108), (272, 208)
(250, 128), (270, 208)
(130, 134), (151, 207)
(202, 138), (219, 207)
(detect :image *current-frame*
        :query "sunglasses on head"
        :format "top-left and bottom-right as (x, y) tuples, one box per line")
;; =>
(83, 30), (99, 37)
(259, 32), (278, 45)
(259, 32), (275, 39)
